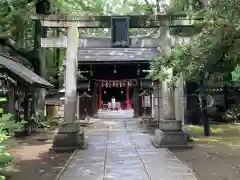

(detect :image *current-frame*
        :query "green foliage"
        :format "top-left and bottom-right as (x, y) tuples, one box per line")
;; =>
(231, 64), (240, 82)
(0, 0), (35, 49)
(0, 97), (26, 180)
(53, 0), (154, 15)
(166, 0), (204, 16)
(151, 0), (240, 86)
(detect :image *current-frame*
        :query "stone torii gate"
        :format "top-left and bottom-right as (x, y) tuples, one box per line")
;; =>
(35, 14), (196, 151)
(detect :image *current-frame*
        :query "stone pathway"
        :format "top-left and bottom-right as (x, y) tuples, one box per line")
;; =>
(57, 110), (198, 180)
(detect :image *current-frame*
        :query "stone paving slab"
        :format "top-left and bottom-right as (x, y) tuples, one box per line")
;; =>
(105, 160), (146, 173)
(58, 110), (198, 180)
(61, 161), (104, 179)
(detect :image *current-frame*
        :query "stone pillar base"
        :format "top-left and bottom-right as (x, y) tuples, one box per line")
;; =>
(159, 120), (182, 132)
(50, 122), (87, 152)
(148, 118), (158, 128)
(141, 114), (151, 121)
(133, 114), (139, 118)
(152, 120), (193, 148)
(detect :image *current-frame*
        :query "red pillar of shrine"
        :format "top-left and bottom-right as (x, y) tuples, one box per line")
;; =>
(98, 85), (102, 109)
(126, 85), (131, 109)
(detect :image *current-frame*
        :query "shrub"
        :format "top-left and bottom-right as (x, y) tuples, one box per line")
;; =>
(0, 97), (25, 180)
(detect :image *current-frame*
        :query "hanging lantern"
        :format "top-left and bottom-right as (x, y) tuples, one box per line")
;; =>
(88, 80), (91, 91)
(90, 69), (93, 76)
(113, 64), (117, 74)
(140, 79), (143, 90)
(137, 64), (140, 76)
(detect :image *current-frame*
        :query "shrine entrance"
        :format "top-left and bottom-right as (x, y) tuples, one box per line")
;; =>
(35, 7), (197, 150)
(98, 80), (136, 110)
(38, 15), (193, 121)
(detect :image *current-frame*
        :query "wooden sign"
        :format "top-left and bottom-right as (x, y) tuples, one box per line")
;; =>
(143, 95), (151, 107)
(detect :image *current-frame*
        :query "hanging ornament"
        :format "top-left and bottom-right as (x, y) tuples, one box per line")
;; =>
(120, 81), (122, 87)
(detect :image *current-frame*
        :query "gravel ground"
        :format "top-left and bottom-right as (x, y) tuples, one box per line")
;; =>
(5, 131), (71, 180)
(171, 143), (240, 180)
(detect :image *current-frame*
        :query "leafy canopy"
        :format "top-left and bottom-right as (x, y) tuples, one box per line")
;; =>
(151, 0), (240, 85)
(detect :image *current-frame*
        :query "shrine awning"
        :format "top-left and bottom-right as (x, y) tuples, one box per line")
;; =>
(0, 53), (53, 88)
(62, 48), (158, 63)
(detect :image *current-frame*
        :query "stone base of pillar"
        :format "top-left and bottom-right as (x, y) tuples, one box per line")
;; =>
(148, 118), (158, 128)
(141, 112), (152, 122)
(152, 120), (193, 148)
(50, 122), (87, 152)
(141, 115), (151, 121)
(159, 120), (182, 131)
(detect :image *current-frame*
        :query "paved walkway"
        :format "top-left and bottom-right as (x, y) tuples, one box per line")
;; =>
(57, 110), (198, 180)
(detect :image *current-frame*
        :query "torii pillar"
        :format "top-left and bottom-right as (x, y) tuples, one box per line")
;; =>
(152, 26), (189, 148)
(39, 20), (85, 151)
(54, 23), (84, 151)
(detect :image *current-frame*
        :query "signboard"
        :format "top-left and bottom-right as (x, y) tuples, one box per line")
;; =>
(143, 95), (151, 107)
(111, 17), (129, 48)
(154, 97), (158, 106)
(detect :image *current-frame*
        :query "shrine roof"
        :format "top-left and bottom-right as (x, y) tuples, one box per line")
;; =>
(0, 53), (53, 88)
(75, 47), (158, 63)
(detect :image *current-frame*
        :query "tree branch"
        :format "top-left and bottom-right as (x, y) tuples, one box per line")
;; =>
(143, 0), (154, 13)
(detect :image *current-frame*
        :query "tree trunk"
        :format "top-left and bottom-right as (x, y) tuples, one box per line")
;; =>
(23, 92), (29, 134)
(223, 73), (231, 110)
(223, 85), (229, 110)
(54, 29), (60, 89)
(199, 75), (211, 136)
(31, 20), (47, 121)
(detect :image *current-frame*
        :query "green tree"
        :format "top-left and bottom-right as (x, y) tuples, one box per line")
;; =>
(151, 0), (240, 136)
